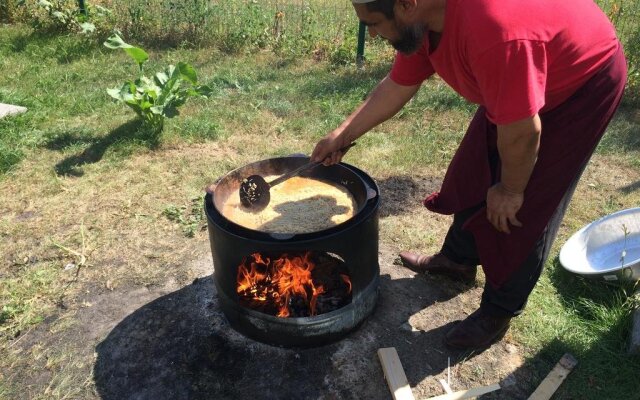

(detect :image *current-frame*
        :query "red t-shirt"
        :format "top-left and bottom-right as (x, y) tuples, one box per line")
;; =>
(389, 0), (619, 125)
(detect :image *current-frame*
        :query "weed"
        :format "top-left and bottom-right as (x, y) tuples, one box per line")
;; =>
(163, 196), (205, 238)
(104, 32), (213, 134)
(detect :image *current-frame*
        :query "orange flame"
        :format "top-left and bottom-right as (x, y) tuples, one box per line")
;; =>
(340, 273), (352, 294)
(236, 252), (350, 317)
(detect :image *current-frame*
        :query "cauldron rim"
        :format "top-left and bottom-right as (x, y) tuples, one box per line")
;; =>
(205, 162), (380, 242)
(208, 157), (378, 238)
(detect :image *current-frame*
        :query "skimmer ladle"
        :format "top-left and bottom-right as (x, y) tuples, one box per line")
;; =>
(239, 142), (356, 211)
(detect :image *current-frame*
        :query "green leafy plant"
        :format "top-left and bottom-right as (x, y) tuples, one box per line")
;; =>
(104, 32), (213, 134)
(162, 196), (205, 237)
(31, 0), (110, 34)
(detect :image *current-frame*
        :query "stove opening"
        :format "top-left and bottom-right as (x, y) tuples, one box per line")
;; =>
(236, 251), (352, 318)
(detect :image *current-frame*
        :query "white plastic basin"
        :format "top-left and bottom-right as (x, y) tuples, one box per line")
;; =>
(559, 207), (640, 282)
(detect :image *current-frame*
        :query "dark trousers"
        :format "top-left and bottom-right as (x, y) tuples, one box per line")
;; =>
(439, 149), (588, 318)
(436, 43), (626, 317)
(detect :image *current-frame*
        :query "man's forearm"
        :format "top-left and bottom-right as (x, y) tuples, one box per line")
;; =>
(497, 114), (542, 193)
(337, 75), (420, 143)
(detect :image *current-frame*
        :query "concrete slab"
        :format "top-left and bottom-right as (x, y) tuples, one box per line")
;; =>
(0, 103), (28, 119)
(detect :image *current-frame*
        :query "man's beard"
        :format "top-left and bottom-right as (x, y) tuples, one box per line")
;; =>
(391, 23), (425, 54)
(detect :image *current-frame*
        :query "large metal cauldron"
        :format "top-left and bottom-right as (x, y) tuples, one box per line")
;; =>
(209, 156), (377, 239)
(205, 158), (380, 347)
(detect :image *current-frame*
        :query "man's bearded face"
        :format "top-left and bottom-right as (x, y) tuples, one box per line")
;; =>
(391, 21), (425, 54)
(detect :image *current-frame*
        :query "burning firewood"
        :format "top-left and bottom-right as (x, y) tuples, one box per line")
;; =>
(237, 251), (352, 317)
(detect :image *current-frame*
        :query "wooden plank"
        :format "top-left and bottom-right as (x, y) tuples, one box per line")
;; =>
(377, 347), (415, 400)
(439, 379), (454, 394)
(527, 353), (578, 400)
(424, 383), (501, 400)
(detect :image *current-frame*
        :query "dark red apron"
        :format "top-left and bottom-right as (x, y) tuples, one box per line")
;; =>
(424, 43), (628, 287)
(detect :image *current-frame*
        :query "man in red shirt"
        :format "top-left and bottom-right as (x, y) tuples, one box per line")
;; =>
(311, 0), (627, 350)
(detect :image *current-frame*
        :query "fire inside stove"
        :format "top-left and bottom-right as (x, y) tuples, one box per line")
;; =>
(236, 251), (352, 318)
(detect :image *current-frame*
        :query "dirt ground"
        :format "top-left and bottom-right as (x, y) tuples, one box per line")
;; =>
(11, 252), (531, 400)
(4, 170), (536, 400)
(5, 135), (638, 399)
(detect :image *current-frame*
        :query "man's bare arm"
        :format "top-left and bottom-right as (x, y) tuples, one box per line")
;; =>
(497, 114), (541, 194)
(311, 76), (420, 164)
(486, 114), (541, 233)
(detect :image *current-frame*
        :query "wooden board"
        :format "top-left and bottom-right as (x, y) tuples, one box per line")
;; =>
(439, 379), (454, 394)
(377, 348), (415, 400)
(424, 383), (501, 400)
(527, 353), (578, 400)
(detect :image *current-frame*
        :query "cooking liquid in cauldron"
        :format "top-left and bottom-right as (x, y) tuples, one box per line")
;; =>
(221, 176), (356, 234)
(236, 251), (352, 318)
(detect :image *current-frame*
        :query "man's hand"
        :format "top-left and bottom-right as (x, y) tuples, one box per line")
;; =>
(311, 132), (348, 166)
(486, 183), (523, 234)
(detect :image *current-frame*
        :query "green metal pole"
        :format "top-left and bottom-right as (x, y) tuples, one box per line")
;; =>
(356, 21), (366, 68)
(78, 0), (87, 16)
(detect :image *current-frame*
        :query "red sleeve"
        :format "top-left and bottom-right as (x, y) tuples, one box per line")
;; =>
(389, 41), (435, 86)
(472, 40), (547, 125)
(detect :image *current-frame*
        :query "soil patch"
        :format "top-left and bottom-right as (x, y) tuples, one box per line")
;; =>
(8, 251), (534, 399)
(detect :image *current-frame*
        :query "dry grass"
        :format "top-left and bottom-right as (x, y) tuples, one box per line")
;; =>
(1, 23), (639, 399)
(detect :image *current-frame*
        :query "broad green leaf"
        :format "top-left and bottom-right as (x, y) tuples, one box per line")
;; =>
(138, 77), (160, 101)
(124, 48), (149, 67)
(104, 33), (149, 67)
(177, 62), (197, 84)
(144, 89), (159, 100)
(182, 88), (199, 97)
(139, 76), (158, 90)
(139, 100), (153, 110)
(104, 33), (132, 49)
(150, 106), (164, 115)
(166, 65), (177, 79)
(155, 72), (169, 87)
(157, 65), (181, 104)
(107, 88), (122, 100)
(127, 81), (137, 94)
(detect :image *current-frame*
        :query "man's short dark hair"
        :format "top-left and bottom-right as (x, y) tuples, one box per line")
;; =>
(365, 0), (395, 19)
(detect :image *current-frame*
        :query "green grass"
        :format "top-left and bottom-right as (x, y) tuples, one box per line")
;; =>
(597, 104), (640, 168)
(0, 263), (61, 339)
(0, 20), (639, 399)
(515, 259), (640, 399)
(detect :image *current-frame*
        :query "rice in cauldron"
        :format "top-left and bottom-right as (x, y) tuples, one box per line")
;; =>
(222, 176), (356, 234)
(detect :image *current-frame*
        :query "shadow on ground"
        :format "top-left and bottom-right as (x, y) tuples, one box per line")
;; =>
(502, 257), (640, 399)
(44, 119), (160, 176)
(376, 175), (442, 217)
(93, 273), (495, 400)
(500, 309), (640, 398)
(619, 180), (640, 194)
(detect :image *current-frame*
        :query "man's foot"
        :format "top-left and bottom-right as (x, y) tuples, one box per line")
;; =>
(444, 308), (511, 350)
(398, 252), (477, 284)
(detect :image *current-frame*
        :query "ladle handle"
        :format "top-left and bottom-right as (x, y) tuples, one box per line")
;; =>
(268, 142), (356, 187)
